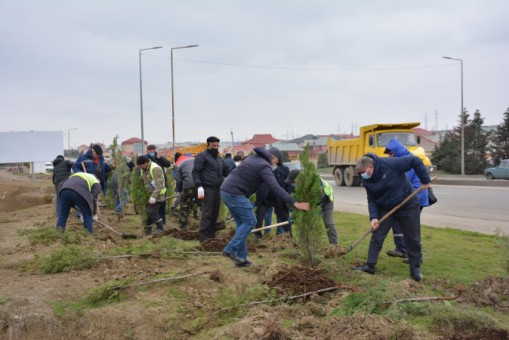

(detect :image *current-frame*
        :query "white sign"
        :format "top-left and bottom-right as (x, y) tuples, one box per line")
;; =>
(0, 131), (64, 163)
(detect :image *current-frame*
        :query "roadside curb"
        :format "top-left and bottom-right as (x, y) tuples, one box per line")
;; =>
(321, 174), (509, 187)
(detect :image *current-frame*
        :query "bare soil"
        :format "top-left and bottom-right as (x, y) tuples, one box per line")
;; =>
(0, 168), (507, 339)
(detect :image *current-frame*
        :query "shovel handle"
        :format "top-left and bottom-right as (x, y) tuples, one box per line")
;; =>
(251, 221), (289, 233)
(348, 176), (437, 252)
(96, 219), (124, 236)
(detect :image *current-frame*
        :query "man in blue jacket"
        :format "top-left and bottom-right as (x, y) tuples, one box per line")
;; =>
(384, 139), (429, 260)
(72, 144), (111, 198)
(220, 147), (310, 267)
(352, 153), (430, 281)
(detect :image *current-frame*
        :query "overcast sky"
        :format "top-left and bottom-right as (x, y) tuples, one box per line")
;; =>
(1, 1), (508, 148)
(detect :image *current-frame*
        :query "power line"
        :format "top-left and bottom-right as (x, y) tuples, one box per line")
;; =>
(144, 53), (453, 72)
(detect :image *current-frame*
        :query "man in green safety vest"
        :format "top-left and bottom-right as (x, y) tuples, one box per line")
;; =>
(286, 169), (339, 245)
(137, 155), (167, 235)
(57, 172), (101, 234)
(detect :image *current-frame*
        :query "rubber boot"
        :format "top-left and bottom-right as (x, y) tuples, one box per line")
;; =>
(144, 226), (152, 236)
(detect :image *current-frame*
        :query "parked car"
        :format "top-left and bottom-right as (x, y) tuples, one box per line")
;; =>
(484, 159), (509, 180)
(283, 161), (302, 172)
(45, 162), (54, 172)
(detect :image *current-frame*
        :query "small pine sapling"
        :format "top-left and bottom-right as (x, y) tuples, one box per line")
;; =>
(292, 144), (326, 267)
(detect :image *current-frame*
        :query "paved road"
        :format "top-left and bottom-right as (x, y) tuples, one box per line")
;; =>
(329, 181), (509, 235)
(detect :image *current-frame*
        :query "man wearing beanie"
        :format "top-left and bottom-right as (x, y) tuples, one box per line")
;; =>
(73, 144), (111, 199)
(192, 136), (228, 242)
(220, 147), (310, 267)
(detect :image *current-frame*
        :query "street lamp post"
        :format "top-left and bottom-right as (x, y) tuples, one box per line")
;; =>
(139, 46), (162, 154)
(68, 128), (77, 154)
(443, 56), (464, 176)
(171, 44), (198, 157)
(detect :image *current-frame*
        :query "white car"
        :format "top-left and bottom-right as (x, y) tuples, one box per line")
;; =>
(45, 162), (54, 172)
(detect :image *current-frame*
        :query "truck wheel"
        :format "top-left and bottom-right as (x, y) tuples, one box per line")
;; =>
(344, 167), (357, 187)
(334, 168), (345, 186)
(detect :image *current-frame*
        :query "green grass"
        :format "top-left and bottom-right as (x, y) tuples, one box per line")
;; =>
(25, 245), (98, 274)
(18, 225), (89, 246)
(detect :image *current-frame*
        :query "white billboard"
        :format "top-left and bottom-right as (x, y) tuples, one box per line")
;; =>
(0, 131), (64, 163)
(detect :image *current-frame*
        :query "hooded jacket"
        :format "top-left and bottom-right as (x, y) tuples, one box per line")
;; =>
(361, 153), (430, 221)
(52, 155), (73, 191)
(72, 149), (111, 186)
(385, 139), (429, 207)
(221, 147), (295, 207)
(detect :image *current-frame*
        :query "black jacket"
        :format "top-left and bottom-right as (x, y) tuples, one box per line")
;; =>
(145, 152), (172, 183)
(192, 149), (227, 189)
(52, 156), (73, 191)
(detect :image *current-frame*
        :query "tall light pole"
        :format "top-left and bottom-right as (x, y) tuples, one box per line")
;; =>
(171, 44), (198, 157)
(139, 46), (162, 154)
(443, 56), (465, 175)
(68, 128), (77, 153)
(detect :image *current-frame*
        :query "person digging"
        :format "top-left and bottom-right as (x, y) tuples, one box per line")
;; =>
(137, 155), (166, 236)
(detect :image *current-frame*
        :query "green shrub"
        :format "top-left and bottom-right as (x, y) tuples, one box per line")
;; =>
(82, 279), (132, 307)
(32, 245), (97, 274)
(496, 229), (509, 275)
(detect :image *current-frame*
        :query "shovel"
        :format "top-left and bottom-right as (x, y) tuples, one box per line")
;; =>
(250, 221), (289, 234)
(347, 176), (437, 253)
(95, 218), (139, 239)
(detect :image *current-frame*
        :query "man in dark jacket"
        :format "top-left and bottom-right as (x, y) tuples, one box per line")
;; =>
(145, 144), (172, 225)
(384, 139), (430, 259)
(352, 153), (430, 281)
(223, 153), (236, 175)
(72, 144), (111, 197)
(192, 136), (228, 242)
(52, 155), (74, 219)
(57, 173), (101, 234)
(220, 147), (310, 267)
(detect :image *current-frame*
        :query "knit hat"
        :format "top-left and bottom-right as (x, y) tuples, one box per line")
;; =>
(92, 144), (103, 156)
(206, 136), (220, 145)
(147, 144), (156, 150)
(268, 147), (283, 166)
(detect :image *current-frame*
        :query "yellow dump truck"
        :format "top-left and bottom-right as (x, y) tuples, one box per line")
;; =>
(327, 122), (435, 187)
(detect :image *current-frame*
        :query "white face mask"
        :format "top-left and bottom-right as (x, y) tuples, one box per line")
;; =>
(271, 164), (277, 170)
(360, 171), (371, 180)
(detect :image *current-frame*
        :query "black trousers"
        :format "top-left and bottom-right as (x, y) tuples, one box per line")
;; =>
(367, 200), (422, 273)
(199, 188), (220, 242)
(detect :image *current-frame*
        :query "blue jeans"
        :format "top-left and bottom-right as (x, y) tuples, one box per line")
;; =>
(221, 190), (257, 260)
(114, 189), (129, 213)
(57, 189), (93, 234)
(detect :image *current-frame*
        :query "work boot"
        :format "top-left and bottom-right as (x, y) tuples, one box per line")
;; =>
(222, 251), (247, 266)
(144, 226), (152, 236)
(387, 249), (408, 258)
(351, 263), (376, 274)
(155, 220), (165, 234)
(411, 268), (423, 282)
(235, 259), (252, 268)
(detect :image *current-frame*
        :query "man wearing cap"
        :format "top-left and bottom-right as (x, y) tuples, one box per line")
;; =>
(72, 144), (111, 198)
(145, 144), (172, 226)
(286, 169), (339, 245)
(137, 155), (166, 235)
(220, 147), (310, 267)
(192, 136), (228, 242)
(57, 172), (101, 234)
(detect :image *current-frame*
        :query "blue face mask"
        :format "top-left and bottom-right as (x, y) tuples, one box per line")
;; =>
(149, 152), (156, 157)
(360, 170), (371, 180)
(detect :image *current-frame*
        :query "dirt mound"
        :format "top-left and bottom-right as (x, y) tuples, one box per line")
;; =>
(314, 314), (418, 339)
(266, 265), (337, 295)
(0, 186), (53, 213)
(0, 297), (68, 339)
(322, 245), (349, 258)
(459, 276), (509, 312)
(201, 238), (228, 252)
(163, 228), (199, 240)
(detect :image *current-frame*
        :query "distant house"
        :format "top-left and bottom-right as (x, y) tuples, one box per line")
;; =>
(224, 144), (255, 157)
(242, 134), (280, 148)
(268, 141), (303, 160)
(121, 137), (148, 156)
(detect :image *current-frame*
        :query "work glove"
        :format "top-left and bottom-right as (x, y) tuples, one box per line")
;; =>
(197, 187), (205, 199)
(92, 215), (98, 221)
(149, 197), (156, 205)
